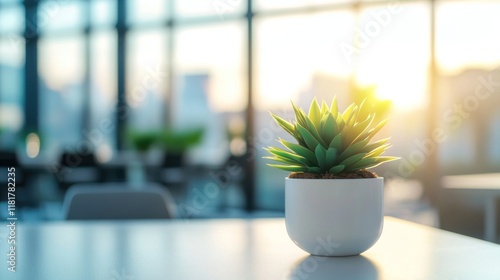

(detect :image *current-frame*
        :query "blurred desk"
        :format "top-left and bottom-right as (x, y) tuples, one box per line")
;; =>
(442, 173), (500, 242)
(18, 152), (175, 184)
(1, 217), (500, 280)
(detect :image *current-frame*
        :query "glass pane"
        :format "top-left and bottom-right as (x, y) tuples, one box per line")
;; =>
(38, 0), (86, 33)
(436, 1), (500, 172)
(254, 11), (356, 209)
(39, 36), (85, 154)
(127, 0), (169, 25)
(255, 0), (354, 11)
(0, 36), (24, 150)
(91, 0), (117, 28)
(436, 2), (500, 75)
(174, 22), (245, 165)
(176, 0), (245, 19)
(357, 3), (429, 109)
(0, 4), (24, 34)
(90, 30), (117, 159)
(126, 28), (168, 133)
(255, 12), (355, 109)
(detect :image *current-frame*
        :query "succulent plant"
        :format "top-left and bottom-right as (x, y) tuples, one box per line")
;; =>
(265, 97), (398, 174)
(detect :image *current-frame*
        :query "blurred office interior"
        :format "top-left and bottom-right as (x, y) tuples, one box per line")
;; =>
(1, 0), (500, 242)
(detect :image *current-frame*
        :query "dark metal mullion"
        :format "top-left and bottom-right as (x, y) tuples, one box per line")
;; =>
(243, 0), (256, 212)
(24, 0), (39, 135)
(115, 0), (127, 150)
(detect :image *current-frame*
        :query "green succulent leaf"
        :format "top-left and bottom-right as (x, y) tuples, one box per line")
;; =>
(291, 101), (308, 128)
(320, 101), (329, 115)
(329, 165), (345, 173)
(304, 117), (328, 148)
(329, 134), (343, 151)
(297, 124), (321, 151)
(320, 113), (338, 144)
(265, 147), (312, 167)
(339, 153), (366, 168)
(362, 138), (390, 153)
(338, 139), (369, 162)
(344, 157), (377, 172)
(342, 103), (356, 122)
(263, 156), (300, 166)
(335, 112), (346, 132)
(308, 167), (322, 173)
(366, 144), (391, 158)
(308, 98), (322, 126)
(279, 139), (318, 166)
(267, 164), (309, 172)
(365, 119), (388, 140)
(345, 105), (358, 129)
(346, 156), (399, 172)
(270, 113), (295, 136)
(325, 147), (338, 168)
(330, 96), (339, 116)
(292, 123), (307, 147)
(351, 115), (374, 141)
(315, 145), (327, 171)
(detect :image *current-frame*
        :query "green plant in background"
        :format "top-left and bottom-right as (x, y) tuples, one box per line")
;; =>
(159, 127), (204, 154)
(128, 128), (204, 154)
(265, 97), (398, 174)
(128, 131), (159, 153)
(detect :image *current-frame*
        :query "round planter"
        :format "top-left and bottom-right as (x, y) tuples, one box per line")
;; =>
(285, 177), (384, 257)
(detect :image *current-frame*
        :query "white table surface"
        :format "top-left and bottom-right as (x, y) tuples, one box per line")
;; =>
(442, 173), (500, 191)
(1, 217), (500, 280)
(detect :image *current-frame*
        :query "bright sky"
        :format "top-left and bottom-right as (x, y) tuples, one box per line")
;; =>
(174, 22), (246, 112)
(355, 3), (429, 109)
(435, 2), (500, 75)
(255, 2), (500, 110)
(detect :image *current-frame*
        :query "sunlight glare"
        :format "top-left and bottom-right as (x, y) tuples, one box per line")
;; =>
(372, 77), (426, 109)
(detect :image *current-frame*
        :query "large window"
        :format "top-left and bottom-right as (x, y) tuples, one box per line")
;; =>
(2, 0), (500, 211)
(0, 2), (24, 150)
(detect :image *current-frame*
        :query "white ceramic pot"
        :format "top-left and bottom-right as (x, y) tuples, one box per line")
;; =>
(285, 177), (384, 257)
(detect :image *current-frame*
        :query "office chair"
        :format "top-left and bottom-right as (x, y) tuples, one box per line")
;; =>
(56, 151), (103, 193)
(63, 182), (177, 220)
